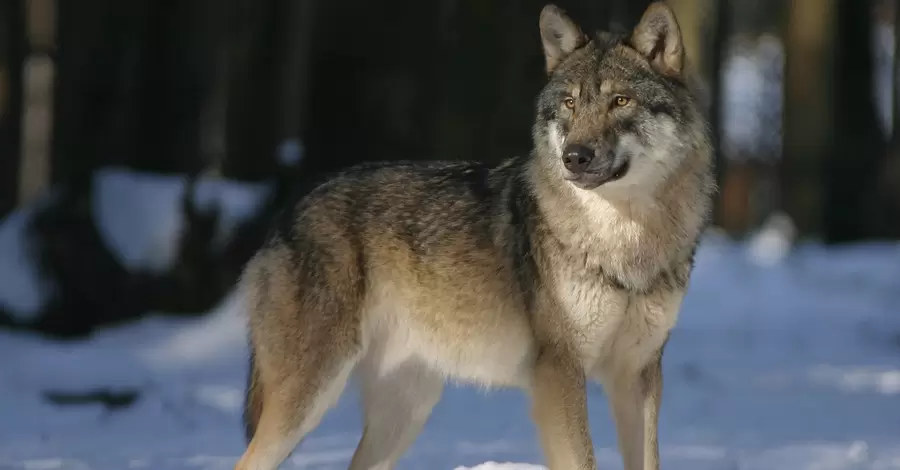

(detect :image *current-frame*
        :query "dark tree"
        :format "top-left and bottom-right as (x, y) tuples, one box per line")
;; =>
(131, 0), (211, 175)
(221, 0), (316, 181)
(709, 0), (731, 190)
(781, 0), (835, 237)
(894, 0), (900, 148)
(0, 0), (25, 216)
(52, 0), (133, 184)
(302, 0), (443, 176)
(220, 0), (280, 180)
(886, 0), (900, 237)
(825, 0), (887, 242)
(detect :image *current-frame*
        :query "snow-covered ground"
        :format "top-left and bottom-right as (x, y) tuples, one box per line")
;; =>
(1, 234), (899, 470)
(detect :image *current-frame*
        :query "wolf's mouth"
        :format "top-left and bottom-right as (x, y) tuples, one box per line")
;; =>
(565, 159), (630, 189)
(608, 160), (630, 182)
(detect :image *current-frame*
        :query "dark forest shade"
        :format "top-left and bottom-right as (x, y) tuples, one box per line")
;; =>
(826, 0), (890, 242)
(0, 0), (25, 217)
(131, 0), (211, 176)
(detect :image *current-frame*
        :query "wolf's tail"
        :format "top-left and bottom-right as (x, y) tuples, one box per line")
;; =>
(242, 346), (264, 443)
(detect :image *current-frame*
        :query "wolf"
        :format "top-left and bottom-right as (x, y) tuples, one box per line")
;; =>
(234, 2), (715, 469)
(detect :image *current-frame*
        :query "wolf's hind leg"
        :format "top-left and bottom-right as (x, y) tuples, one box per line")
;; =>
(234, 233), (366, 470)
(234, 350), (359, 470)
(348, 356), (443, 470)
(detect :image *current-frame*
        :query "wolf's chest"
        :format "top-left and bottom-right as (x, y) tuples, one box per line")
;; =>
(554, 273), (684, 372)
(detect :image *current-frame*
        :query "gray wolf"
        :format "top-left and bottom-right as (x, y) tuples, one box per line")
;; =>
(234, 3), (714, 469)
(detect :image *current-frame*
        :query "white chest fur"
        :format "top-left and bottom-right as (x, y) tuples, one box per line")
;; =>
(554, 265), (686, 377)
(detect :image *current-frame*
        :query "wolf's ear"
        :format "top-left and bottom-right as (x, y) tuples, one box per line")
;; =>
(539, 5), (586, 74)
(630, 2), (684, 78)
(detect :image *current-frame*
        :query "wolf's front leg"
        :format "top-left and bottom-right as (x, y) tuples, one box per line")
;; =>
(530, 349), (596, 470)
(603, 353), (663, 470)
(640, 355), (663, 470)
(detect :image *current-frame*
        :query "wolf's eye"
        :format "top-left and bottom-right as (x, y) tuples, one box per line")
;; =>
(613, 96), (631, 107)
(563, 97), (576, 110)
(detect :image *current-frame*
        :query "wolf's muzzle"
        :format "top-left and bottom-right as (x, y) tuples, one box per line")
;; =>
(562, 143), (629, 189)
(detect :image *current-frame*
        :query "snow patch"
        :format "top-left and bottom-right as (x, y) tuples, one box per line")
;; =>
(455, 463), (546, 470)
(92, 167), (272, 274)
(92, 169), (186, 273)
(722, 33), (784, 162)
(21, 459), (67, 470)
(0, 194), (55, 320)
(741, 441), (872, 470)
(289, 449), (358, 467)
(809, 365), (900, 396)
(140, 288), (248, 369)
(745, 211), (798, 267)
(193, 385), (244, 414)
(277, 138), (305, 167)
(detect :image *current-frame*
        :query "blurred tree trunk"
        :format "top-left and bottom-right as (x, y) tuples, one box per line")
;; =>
(432, 0), (539, 165)
(708, 0), (729, 189)
(303, 0), (442, 176)
(276, 0), (316, 160)
(52, 0), (132, 184)
(884, 0), (900, 236)
(709, 0), (731, 229)
(221, 0), (267, 179)
(781, 0), (836, 237)
(221, 0), (280, 180)
(198, 0), (231, 174)
(825, 0), (887, 242)
(209, 0), (314, 178)
(132, 0), (209, 175)
(894, 0), (900, 148)
(18, 0), (55, 208)
(0, 0), (24, 216)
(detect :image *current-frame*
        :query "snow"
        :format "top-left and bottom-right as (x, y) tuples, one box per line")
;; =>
(277, 138), (306, 168)
(721, 33), (784, 162)
(92, 167), (273, 274)
(0, 192), (56, 320)
(744, 211), (798, 267)
(1, 237), (900, 470)
(455, 464), (545, 470)
(0, 169), (273, 322)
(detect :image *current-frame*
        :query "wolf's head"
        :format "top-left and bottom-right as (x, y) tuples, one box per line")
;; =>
(532, 2), (709, 198)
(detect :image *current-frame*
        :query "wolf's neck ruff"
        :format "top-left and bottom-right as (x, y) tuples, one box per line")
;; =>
(526, 120), (712, 294)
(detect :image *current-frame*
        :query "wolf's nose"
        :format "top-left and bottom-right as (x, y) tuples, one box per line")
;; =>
(562, 144), (594, 173)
